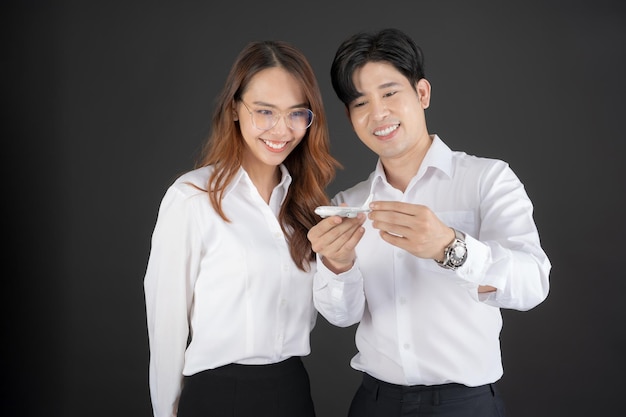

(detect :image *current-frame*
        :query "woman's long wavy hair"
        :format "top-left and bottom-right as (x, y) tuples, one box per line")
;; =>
(195, 40), (341, 272)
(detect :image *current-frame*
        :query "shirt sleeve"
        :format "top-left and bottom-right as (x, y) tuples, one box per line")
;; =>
(458, 161), (551, 311)
(144, 185), (203, 417)
(312, 254), (366, 327)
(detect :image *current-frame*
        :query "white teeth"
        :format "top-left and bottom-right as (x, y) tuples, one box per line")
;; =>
(262, 139), (287, 149)
(374, 125), (399, 136)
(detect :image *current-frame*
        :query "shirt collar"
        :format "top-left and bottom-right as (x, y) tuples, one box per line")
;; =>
(421, 134), (453, 179)
(276, 164), (293, 191)
(224, 164), (292, 203)
(371, 134), (454, 189)
(222, 167), (247, 199)
(272, 164), (292, 207)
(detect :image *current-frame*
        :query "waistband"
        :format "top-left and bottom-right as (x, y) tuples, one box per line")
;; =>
(192, 356), (304, 380)
(361, 373), (495, 402)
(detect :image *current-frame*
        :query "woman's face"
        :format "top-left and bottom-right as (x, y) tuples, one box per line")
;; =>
(235, 67), (310, 174)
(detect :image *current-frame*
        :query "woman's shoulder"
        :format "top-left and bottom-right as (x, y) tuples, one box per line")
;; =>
(169, 166), (213, 197)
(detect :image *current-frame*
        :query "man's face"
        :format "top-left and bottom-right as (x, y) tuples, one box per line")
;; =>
(347, 61), (431, 163)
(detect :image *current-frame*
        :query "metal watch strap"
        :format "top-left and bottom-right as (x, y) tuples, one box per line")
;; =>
(435, 228), (467, 270)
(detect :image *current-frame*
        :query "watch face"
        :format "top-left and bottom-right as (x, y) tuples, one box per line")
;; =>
(450, 244), (467, 265)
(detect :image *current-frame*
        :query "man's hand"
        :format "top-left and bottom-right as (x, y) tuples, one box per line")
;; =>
(368, 201), (453, 260)
(307, 214), (366, 274)
(369, 201), (496, 293)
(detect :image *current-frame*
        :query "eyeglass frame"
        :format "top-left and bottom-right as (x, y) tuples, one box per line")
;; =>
(239, 100), (315, 131)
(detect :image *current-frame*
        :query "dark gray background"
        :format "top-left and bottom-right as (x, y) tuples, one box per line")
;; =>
(6, 1), (625, 416)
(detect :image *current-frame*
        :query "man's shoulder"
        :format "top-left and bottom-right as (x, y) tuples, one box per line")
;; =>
(452, 150), (510, 171)
(331, 175), (374, 206)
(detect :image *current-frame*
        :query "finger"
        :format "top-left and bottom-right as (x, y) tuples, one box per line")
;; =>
(369, 200), (421, 215)
(308, 216), (343, 241)
(330, 222), (365, 251)
(379, 230), (408, 248)
(369, 210), (418, 235)
(320, 225), (365, 266)
(321, 218), (365, 251)
(309, 217), (364, 254)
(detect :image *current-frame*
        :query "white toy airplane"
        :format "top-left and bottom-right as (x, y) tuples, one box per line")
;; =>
(315, 194), (373, 218)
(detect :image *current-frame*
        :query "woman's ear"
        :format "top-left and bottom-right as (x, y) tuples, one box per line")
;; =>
(232, 100), (239, 121)
(416, 78), (431, 109)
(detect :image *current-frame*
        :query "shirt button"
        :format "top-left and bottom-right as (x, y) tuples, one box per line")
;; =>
(403, 343), (410, 350)
(399, 297), (407, 305)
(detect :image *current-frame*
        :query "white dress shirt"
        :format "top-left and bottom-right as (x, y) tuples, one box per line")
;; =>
(144, 164), (317, 417)
(313, 135), (551, 387)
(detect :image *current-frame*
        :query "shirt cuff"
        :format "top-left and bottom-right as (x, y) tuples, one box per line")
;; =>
(317, 254), (363, 284)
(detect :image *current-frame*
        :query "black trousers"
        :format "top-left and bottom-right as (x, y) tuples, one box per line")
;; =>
(347, 373), (506, 417)
(177, 357), (316, 417)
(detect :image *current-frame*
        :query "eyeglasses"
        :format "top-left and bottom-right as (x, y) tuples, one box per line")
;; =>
(240, 101), (314, 131)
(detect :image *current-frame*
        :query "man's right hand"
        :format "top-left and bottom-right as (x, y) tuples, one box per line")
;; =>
(307, 213), (366, 274)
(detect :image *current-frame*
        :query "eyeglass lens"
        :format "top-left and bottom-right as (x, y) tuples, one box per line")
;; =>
(243, 102), (314, 130)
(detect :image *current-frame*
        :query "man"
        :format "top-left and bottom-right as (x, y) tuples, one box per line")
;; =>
(308, 28), (551, 417)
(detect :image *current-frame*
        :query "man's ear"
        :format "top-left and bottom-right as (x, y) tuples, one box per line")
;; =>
(416, 78), (431, 109)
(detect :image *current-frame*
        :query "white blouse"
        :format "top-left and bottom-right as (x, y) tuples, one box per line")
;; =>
(144, 164), (317, 417)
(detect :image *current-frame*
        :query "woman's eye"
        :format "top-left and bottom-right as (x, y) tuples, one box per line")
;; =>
(257, 109), (274, 116)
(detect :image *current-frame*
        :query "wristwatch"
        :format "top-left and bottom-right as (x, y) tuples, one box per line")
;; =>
(435, 228), (467, 270)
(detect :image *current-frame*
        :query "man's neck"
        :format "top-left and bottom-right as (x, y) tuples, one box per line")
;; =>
(381, 135), (433, 192)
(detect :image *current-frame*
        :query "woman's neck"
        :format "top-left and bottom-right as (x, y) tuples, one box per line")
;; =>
(242, 162), (281, 204)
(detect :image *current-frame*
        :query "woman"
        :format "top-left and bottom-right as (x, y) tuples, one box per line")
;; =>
(144, 40), (340, 417)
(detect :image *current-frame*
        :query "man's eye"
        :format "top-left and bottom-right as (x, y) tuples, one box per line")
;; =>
(383, 91), (397, 98)
(352, 101), (366, 108)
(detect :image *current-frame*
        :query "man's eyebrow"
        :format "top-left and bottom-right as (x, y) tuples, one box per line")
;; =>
(352, 81), (401, 102)
(378, 81), (401, 90)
